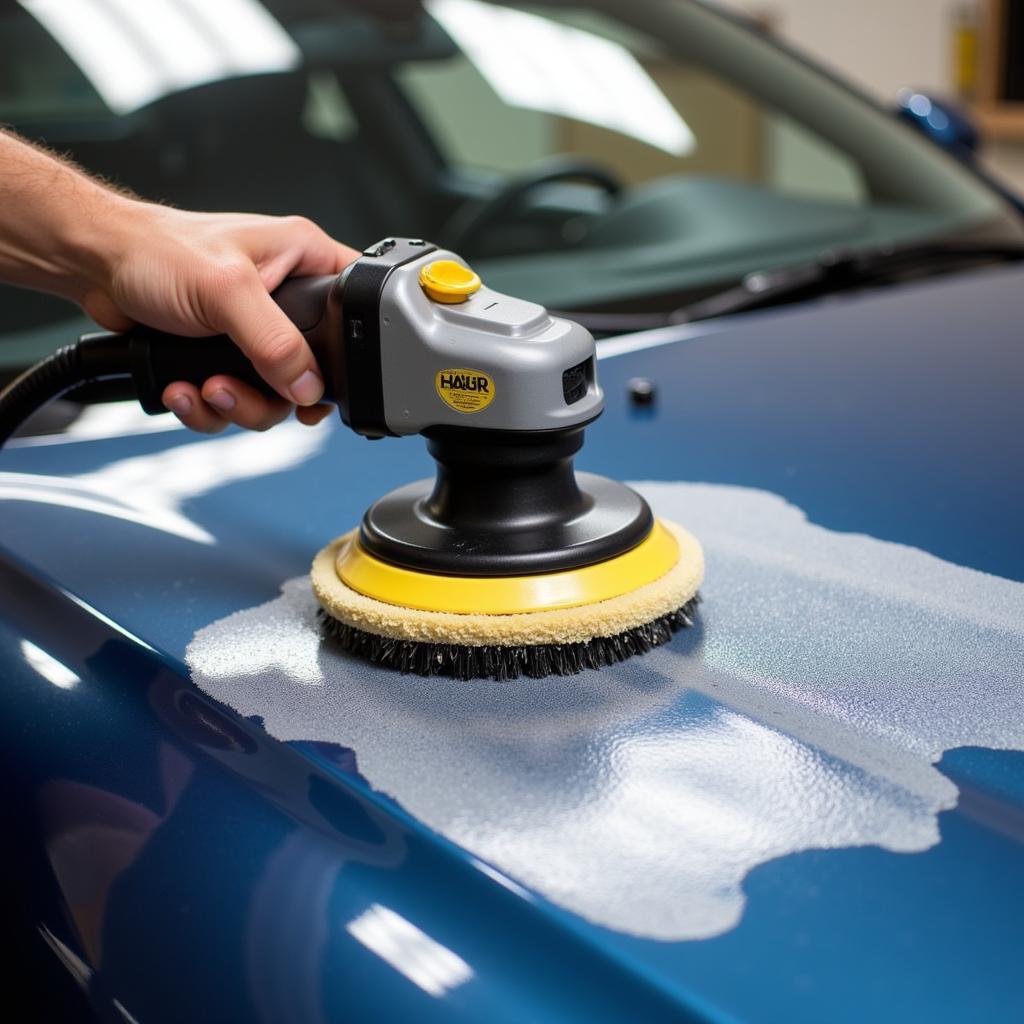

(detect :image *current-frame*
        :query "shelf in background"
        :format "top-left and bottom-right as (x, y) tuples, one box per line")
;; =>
(975, 103), (1024, 139)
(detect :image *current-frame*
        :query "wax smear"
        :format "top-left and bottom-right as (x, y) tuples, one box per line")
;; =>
(186, 483), (1024, 941)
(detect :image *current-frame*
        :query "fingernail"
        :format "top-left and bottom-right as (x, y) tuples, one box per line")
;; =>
(166, 394), (192, 416)
(207, 388), (236, 412)
(289, 369), (323, 406)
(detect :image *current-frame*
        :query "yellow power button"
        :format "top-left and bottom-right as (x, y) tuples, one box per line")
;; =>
(419, 260), (482, 303)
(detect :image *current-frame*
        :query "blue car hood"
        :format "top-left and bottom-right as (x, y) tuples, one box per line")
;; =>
(2, 264), (1023, 1023)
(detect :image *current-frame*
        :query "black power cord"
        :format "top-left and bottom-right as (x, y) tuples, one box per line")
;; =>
(0, 334), (132, 446)
(0, 329), (270, 447)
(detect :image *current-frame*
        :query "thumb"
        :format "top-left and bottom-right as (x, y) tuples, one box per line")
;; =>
(213, 273), (323, 405)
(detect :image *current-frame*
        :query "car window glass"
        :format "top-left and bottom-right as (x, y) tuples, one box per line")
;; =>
(303, 70), (358, 142)
(0, 13), (107, 121)
(0, 15), (371, 341)
(398, 4), (865, 204)
(0, 0), (1016, 360)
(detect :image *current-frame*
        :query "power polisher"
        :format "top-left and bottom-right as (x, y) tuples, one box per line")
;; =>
(0, 237), (703, 679)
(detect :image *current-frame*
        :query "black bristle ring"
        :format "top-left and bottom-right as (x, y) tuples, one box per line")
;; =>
(317, 594), (700, 681)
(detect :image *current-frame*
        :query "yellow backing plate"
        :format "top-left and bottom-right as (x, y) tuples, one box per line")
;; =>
(336, 521), (681, 615)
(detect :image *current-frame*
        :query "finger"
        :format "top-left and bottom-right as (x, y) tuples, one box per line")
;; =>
(252, 217), (361, 291)
(162, 382), (230, 434)
(200, 375), (294, 432)
(332, 241), (362, 272)
(295, 403), (333, 427)
(210, 268), (324, 406)
(278, 228), (359, 277)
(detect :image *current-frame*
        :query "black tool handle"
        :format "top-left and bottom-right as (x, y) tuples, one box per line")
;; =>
(128, 274), (338, 414)
(129, 330), (269, 412)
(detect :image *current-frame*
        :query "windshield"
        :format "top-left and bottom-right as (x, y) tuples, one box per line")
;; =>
(1, 0), (1019, 371)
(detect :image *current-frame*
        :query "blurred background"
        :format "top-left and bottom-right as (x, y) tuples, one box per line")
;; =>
(723, 0), (1024, 192)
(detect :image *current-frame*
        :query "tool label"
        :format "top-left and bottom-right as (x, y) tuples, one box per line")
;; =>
(435, 368), (495, 414)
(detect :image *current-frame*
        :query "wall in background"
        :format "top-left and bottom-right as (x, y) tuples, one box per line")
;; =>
(722, 0), (1024, 194)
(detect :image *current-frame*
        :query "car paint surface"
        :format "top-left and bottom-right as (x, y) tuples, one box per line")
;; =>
(1, 264), (1023, 1022)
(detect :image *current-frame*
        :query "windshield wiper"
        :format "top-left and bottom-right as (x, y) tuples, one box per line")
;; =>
(565, 240), (1024, 334)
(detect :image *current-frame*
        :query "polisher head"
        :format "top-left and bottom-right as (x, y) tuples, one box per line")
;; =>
(312, 519), (703, 680)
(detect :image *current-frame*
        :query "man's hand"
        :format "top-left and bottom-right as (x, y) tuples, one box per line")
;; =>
(86, 205), (359, 432)
(0, 129), (359, 433)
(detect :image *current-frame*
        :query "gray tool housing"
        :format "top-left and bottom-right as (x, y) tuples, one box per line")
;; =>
(378, 248), (602, 435)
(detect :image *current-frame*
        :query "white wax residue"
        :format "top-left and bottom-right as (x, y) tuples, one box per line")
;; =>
(186, 482), (1024, 941)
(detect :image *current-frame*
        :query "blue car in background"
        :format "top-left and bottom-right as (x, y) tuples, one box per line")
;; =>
(2, 2), (1024, 1021)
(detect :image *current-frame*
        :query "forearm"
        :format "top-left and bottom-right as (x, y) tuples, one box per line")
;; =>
(0, 129), (133, 302)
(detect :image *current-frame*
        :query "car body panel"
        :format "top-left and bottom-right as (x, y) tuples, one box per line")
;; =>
(2, 264), (1023, 1022)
